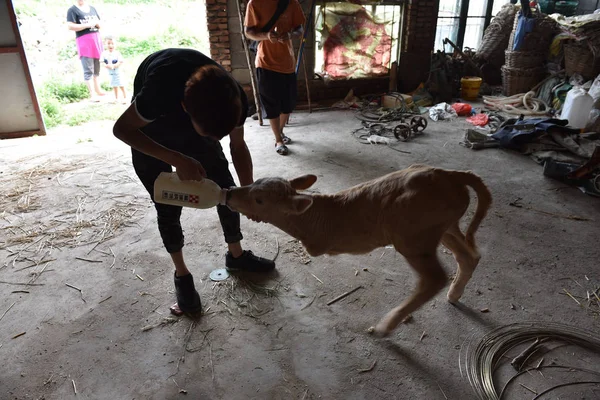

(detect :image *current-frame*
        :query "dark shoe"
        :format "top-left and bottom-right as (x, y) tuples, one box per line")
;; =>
(225, 250), (275, 273)
(172, 272), (202, 315)
(281, 134), (292, 145)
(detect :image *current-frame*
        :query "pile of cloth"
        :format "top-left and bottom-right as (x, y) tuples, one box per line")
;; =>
(461, 116), (600, 196)
(551, 12), (600, 55)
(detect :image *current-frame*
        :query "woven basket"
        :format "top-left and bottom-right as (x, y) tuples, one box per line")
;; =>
(505, 50), (544, 69)
(564, 41), (600, 80)
(507, 13), (557, 52)
(478, 5), (518, 68)
(502, 66), (546, 96)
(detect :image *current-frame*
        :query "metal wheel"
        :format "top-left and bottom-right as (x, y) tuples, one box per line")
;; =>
(410, 116), (428, 133)
(393, 124), (412, 142)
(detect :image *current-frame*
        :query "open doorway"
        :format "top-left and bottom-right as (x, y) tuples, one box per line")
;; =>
(12, 0), (210, 132)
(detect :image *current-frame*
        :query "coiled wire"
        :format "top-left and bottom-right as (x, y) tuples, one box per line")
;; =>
(461, 321), (600, 399)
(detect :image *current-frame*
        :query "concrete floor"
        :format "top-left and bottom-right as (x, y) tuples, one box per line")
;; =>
(1, 110), (599, 400)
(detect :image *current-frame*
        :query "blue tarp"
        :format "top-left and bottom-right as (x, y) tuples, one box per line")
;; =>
(513, 12), (537, 51)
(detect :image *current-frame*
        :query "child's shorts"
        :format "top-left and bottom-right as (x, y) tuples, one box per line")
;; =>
(108, 69), (122, 88)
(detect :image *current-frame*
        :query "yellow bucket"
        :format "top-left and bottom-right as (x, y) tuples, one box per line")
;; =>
(461, 76), (482, 100)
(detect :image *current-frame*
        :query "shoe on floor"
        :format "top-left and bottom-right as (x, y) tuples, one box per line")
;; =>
(172, 272), (202, 315)
(275, 144), (289, 155)
(225, 250), (275, 273)
(281, 134), (292, 145)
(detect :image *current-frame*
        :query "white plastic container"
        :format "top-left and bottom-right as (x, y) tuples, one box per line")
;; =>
(154, 172), (226, 209)
(561, 87), (594, 129)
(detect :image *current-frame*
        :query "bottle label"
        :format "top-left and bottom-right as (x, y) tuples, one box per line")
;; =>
(160, 190), (199, 205)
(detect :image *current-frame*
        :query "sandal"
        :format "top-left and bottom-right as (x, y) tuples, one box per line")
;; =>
(170, 272), (202, 316)
(281, 134), (292, 145)
(275, 144), (289, 155)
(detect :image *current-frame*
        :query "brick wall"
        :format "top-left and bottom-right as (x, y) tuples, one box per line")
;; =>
(206, 0), (232, 71)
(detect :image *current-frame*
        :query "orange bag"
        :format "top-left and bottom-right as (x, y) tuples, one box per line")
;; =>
(466, 114), (489, 126)
(451, 103), (472, 116)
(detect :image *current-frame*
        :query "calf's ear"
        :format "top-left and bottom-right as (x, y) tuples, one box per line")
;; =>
(289, 175), (317, 190)
(289, 195), (313, 214)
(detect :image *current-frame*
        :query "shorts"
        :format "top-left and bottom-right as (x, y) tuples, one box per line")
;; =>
(256, 68), (297, 119)
(108, 69), (123, 88)
(81, 57), (100, 81)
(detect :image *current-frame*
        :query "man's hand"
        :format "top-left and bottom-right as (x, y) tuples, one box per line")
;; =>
(173, 154), (207, 181)
(277, 32), (292, 43)
(267, 31), (280, 43)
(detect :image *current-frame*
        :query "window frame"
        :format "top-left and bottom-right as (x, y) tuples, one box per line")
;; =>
(436, 0), (498, 50)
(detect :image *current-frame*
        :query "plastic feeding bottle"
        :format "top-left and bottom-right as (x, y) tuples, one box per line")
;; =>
(153, 172), (226, 209)
(561, 87), (593, 129)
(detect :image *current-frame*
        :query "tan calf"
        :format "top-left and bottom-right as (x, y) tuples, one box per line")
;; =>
(226, 164), (492, 337)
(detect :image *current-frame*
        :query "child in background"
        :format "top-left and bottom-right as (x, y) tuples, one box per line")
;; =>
(101, 36), (127, 103)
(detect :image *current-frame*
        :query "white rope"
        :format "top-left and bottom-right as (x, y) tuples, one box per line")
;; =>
(483, 91), (550, 115)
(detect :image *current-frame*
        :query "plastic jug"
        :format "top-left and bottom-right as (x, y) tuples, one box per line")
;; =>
(560, 87), (594, 129)
(153, 172), (226, 209)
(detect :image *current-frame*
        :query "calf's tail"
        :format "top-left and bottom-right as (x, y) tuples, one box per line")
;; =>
(453, 171), (492, 248)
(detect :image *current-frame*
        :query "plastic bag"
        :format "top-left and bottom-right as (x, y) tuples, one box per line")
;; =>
(588, 74), (600, 102)
(585, 109), (600, 133)
(466, 114), (489, 126)
(428, 102), (458, 121)
(451, 103), (473, 116)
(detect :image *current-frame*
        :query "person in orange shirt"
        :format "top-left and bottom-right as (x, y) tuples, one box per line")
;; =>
(245, 0), (306, 155)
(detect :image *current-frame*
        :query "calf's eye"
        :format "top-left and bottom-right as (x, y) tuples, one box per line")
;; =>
(255, 198), (263, 205)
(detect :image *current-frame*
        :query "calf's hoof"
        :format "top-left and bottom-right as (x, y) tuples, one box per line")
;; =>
(447, 288), (463, 304)
(369, 323), (392, 338)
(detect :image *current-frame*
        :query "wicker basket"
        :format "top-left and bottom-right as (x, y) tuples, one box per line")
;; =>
(502, 66), (546, 96)
(507, 13), (557, 52)
(505, 50), (544, 69)
(477, 5), (518, 67)
(564, 41), (600, 80)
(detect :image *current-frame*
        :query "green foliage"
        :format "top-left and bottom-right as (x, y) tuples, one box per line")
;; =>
(64, 103), (125, 127)
(43, 80), (90, 104)
(58, 41), (78, 61)
(39, 95), (64, 128)
(14, 2), (38, 17)
(117, 35), (163, 59)
(117, 25), (203, 58)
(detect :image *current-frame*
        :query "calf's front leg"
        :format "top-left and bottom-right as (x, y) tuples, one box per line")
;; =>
(372, 254), (447, 337)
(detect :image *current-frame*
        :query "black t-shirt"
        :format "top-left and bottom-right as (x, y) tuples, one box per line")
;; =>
(66, 5), (100, 38)
(133, 48), (249, 128)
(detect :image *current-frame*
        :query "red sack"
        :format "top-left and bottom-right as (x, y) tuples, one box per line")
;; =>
(466, 113), (489, 126)
(451, 103), (472, 116)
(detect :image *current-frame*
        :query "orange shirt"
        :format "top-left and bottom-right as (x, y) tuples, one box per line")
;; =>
(245, 0), (306, 74)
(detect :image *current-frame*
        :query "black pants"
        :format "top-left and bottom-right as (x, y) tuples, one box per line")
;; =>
(256, 67), (297, 120)
(132, 110), (243, 253)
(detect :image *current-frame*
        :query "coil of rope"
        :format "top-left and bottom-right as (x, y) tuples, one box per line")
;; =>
(483, 70), (566, 116)
(483, 91), (550, 115)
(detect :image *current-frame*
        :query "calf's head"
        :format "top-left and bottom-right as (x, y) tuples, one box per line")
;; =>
(227, 175), (318, 222)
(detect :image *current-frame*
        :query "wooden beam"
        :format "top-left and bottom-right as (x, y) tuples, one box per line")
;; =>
(6, 0), (46, 136)
(0, 46), (19, 54)
(0, 130), (44, 140)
